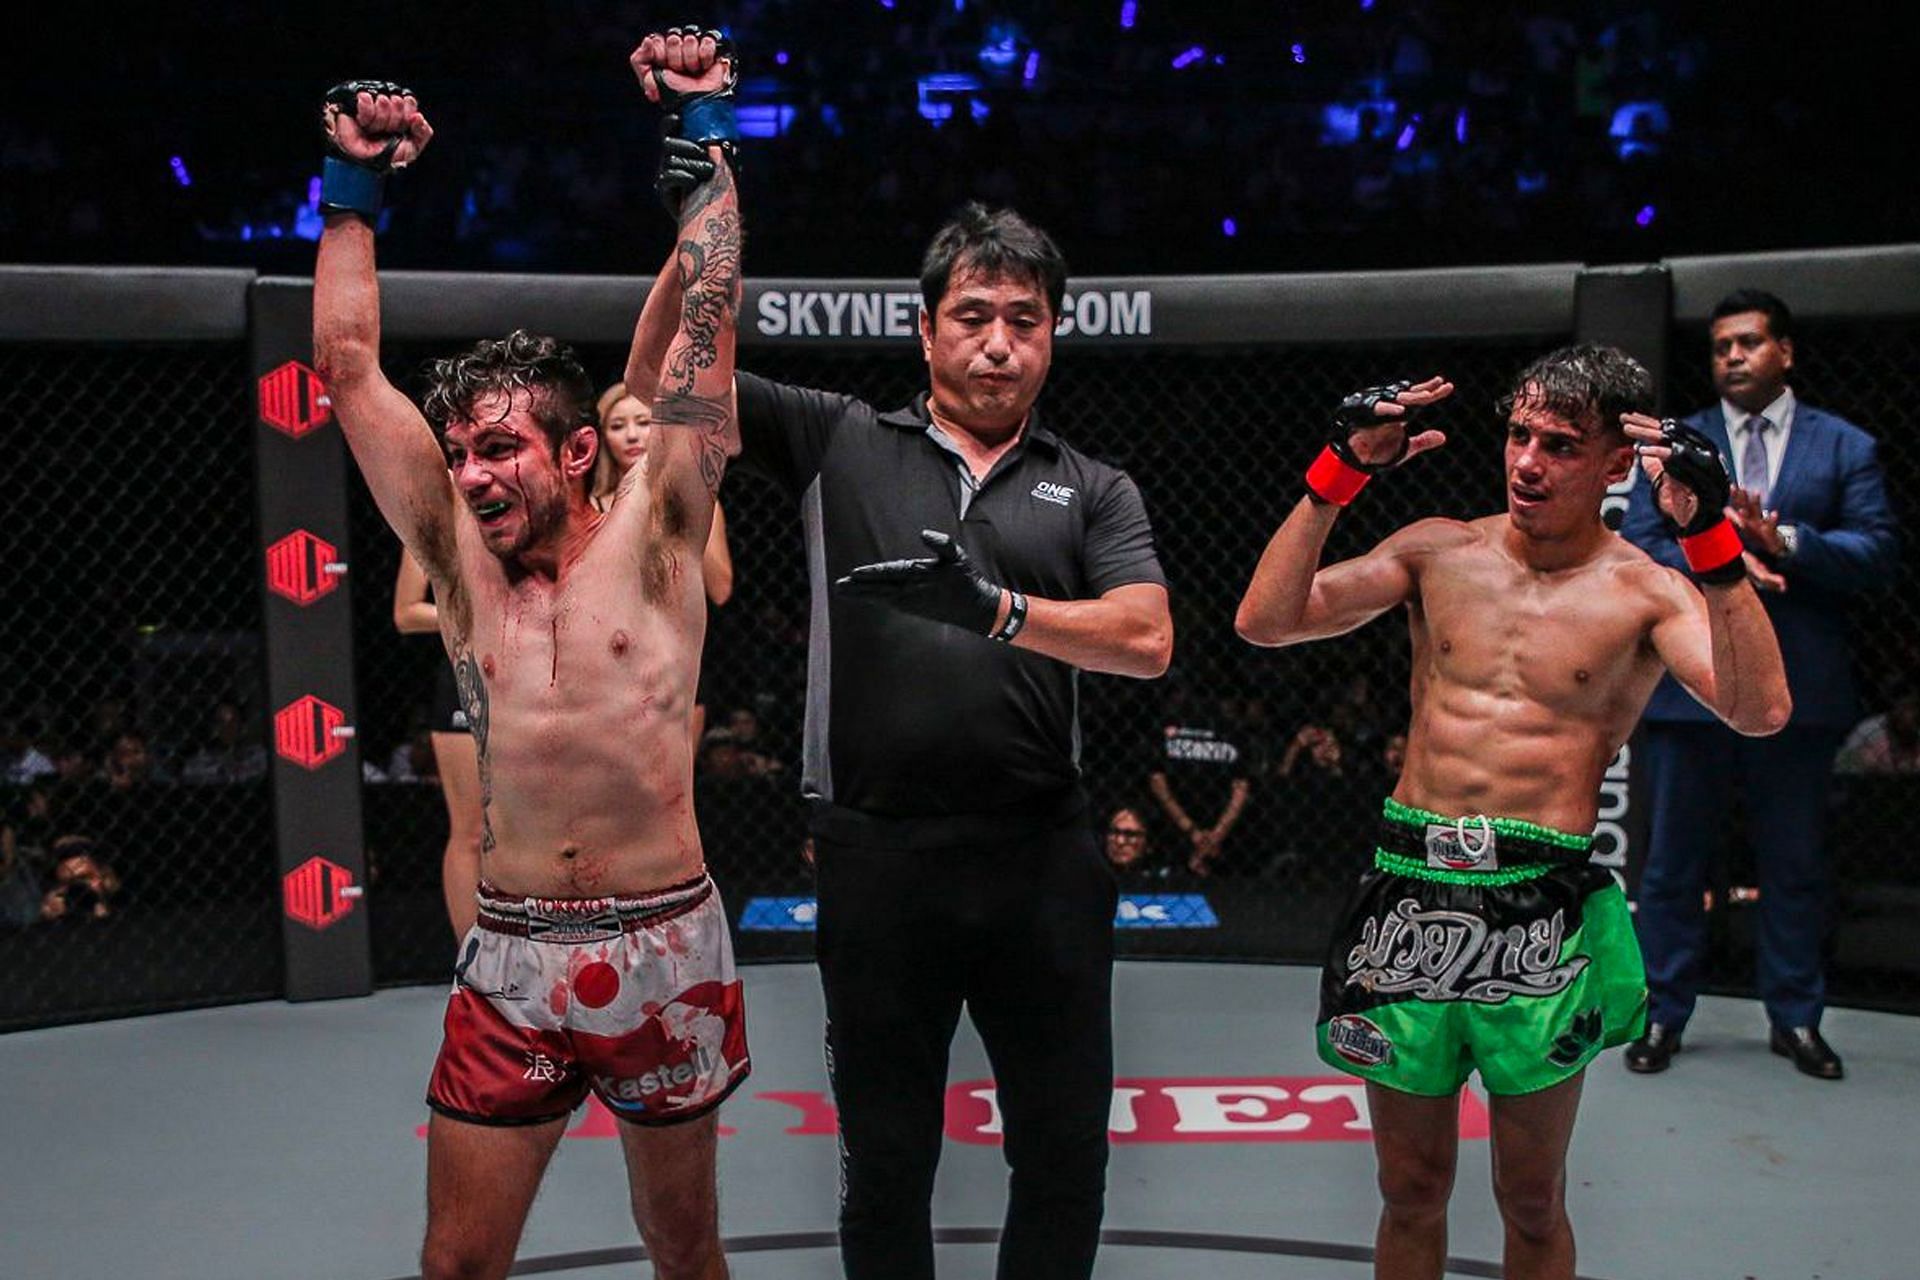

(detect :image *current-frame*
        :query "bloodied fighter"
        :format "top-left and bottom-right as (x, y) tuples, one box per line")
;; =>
(1235, 347), (1791, 1280)
(311, 30), (746, 1280)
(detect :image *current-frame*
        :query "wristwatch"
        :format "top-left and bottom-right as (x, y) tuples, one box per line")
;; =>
(1777, 524), (1800, 559)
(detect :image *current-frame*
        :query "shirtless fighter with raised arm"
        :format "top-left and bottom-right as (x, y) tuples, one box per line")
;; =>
(1235, 346), (1791, 1280)
(312, 29), (744, 1280)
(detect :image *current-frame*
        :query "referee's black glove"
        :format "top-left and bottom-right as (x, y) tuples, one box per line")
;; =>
(835, 530), (1006, 636)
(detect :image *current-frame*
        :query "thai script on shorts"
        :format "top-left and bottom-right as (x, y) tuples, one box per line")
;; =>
(1346, 897), (1587, 1003)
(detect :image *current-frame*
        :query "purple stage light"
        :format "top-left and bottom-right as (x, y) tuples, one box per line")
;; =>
(1395, 123), (1416, 150)
(1636, 204), (1657, 227)
(775, 50), (789, 66)
(1172, 46), (1205, 69)
(1119, 1), (1137, 29)
(1455, 108), (1469, 143)
(1222, 217), (1237, 237)
(169, 155), (191, 188)
(1291, 43), (1306, 64)
(1023, 51), (1041, 85)
(307, 176), (322, 209)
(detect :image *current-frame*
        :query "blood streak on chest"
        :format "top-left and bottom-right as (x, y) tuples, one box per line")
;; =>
(611, 630), (631, 657)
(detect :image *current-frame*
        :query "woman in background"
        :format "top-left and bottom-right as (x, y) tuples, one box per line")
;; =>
(392, 551), (482, 940)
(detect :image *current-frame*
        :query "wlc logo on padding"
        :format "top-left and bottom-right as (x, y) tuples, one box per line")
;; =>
(283, 856), (361, 930)
(274, 695), (353, 770)
(258, 361), (332, 439)
(265, 530), (344, 606)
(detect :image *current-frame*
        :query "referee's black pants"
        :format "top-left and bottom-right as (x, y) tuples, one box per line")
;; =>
(815, 816), (1117, 1280)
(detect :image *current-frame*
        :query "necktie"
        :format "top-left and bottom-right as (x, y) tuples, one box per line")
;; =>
(1741, 414), (1772, 505)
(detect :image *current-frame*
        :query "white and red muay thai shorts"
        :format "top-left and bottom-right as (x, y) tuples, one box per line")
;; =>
(426, 871), (749, 1126)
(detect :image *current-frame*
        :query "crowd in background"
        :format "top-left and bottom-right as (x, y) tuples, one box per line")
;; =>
(3, 2), (1905, 277)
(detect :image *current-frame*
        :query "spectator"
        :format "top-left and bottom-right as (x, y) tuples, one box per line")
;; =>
(179, 699), (268, 785)
(1837, 690), (1920, 775)
(1276, 722), (1346, 779)
(696, 728), (747, 781)
(1148, 682), (1258, 878)
(102, 730), (165, 791)
(722, 707), (785, 777)
(383, 728), (439, 784)
(1101, 805), (1168, 883)
(1, 718), (56, 785)
(1, 787), (53, 926)
(39, 839), (122, 923)
(1621, 287), (1900, 1080)
(1381, 731), (1409, 781)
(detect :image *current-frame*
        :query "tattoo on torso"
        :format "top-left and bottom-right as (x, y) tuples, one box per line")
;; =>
(451, 648), (495, 855)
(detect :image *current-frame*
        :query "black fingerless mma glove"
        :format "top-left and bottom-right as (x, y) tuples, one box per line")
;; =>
(1305, 380), (1415, 506)
(834, 530), (1012, 638)
(1653, 419), (1744, 585)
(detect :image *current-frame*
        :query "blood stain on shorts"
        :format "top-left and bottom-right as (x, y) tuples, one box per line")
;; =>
(575, 961), (621, 1010)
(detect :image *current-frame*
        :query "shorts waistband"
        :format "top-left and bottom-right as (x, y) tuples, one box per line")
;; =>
(1376, 797), (1593, 881)
(475, 871), (713, 942)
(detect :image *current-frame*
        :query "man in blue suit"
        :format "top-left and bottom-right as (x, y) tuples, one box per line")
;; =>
(1620, 288), (1899, 1079)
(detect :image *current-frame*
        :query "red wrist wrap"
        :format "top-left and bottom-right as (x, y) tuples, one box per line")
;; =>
(1305, 446), (1371, 506)
(1679, 517), (1743, 576)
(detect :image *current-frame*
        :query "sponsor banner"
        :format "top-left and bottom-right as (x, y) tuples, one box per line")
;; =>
(738, 896), (818, 931)
(750, 286), (1153, 342)
(1116, 894), (1218, 929)
(739, 894), (1217, 932)
(417, 1077), (1491, 1143)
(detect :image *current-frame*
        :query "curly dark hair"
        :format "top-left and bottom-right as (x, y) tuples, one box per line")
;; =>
(419, 329), (597, 454)
(1496, 343), (1653, 440)
(920, 201), (1068, 321)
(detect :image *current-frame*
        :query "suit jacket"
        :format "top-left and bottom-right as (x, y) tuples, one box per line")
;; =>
(1621, 401), (1900, 727)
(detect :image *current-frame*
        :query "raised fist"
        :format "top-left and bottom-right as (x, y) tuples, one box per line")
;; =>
(630, 27), (737, 105)
(322, 80), (433, 172)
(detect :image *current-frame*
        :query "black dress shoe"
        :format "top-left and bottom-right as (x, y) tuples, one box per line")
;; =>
(1624, 1023), (1682, 1073)
(1770, 1026), (1844, 1080)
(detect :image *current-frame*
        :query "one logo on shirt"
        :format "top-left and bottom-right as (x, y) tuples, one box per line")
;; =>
(1031, 481), (1076, 507)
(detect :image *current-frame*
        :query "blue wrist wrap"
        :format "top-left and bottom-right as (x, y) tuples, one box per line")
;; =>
(320, 155), (387, 221)
(680, 98), (739, 144)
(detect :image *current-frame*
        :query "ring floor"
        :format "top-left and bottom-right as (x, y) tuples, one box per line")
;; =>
(3, 961), (1911, 1279)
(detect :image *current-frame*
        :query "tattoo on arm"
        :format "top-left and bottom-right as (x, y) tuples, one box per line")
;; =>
(661, 215), (741, 397)
(650, 392), (733, 495)
(651, 155), (741, 499)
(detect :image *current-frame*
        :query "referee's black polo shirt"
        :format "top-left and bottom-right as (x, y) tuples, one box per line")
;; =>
(734, 371), (1167, 846)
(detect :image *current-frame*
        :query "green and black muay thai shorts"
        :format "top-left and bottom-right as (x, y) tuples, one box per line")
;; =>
(1316, 798), (1648, 1097)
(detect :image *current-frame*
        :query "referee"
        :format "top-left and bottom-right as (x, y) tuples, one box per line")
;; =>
(736, 203), (1172, 1280)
